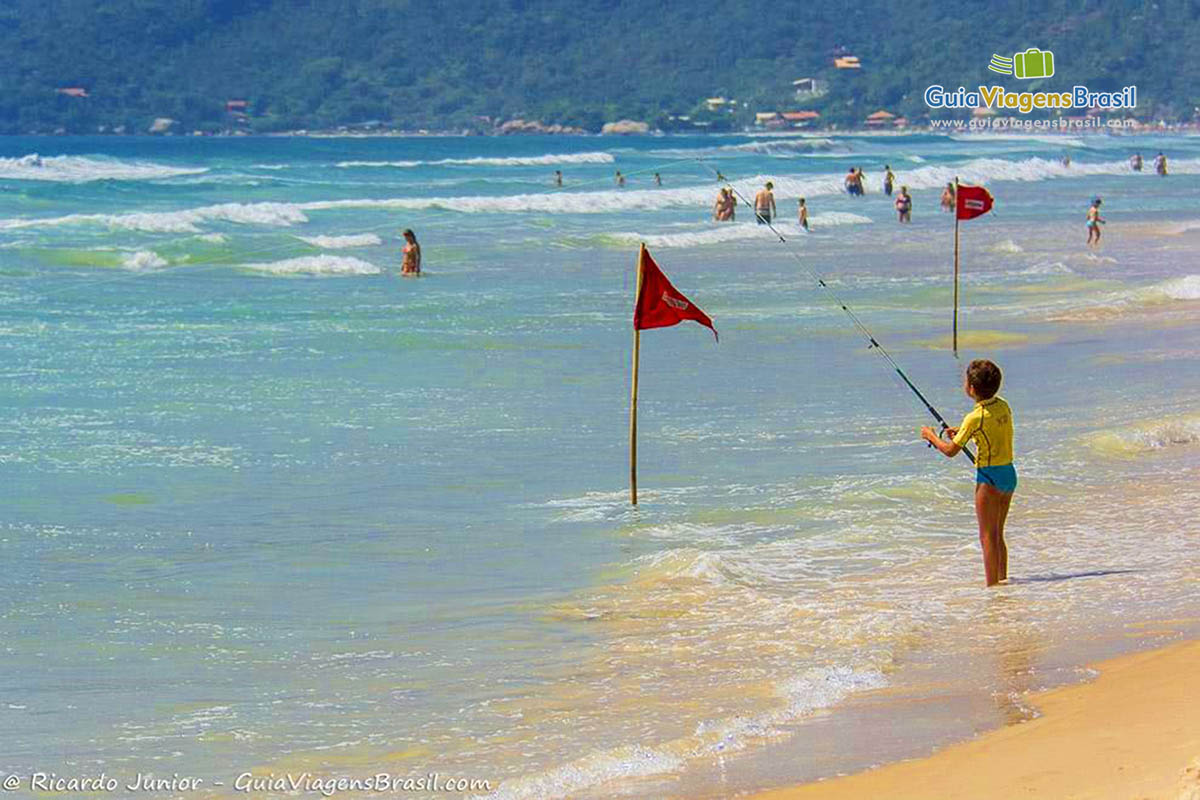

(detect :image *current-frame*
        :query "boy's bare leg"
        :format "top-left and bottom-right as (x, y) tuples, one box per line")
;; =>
(974, 483), (1003, 586)
(996, 490), (1013, 581)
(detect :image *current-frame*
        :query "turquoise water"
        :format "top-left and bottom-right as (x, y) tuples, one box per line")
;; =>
(1, 133), (1198, 798)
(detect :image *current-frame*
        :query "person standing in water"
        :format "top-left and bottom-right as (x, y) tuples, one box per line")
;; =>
(883, 165), (895, 196)
(894, 185), (912, 223)
(554, 169), (563, 186)
(1130, 153), (1143, 172)
(797, 197), (809, 231)
(1086, 197), (1105, 246)
(754, 181), (777, 224)
(921, 359), (1017, 587)
(940, 182), (956, 212)
(1154, 152), (1168, 176)
(400, 229), (421, 276)
(654, 172), (662, 186)
(844, 167), (860, 196)
(615, 170), (626, 187)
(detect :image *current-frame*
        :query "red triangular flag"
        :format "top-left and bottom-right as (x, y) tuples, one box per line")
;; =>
(633, 246), (717, 340)
(956, 183), (994, 220)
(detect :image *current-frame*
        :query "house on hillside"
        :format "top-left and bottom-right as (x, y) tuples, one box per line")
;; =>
(705, 97), (735, 112)
(55, 87), (88, 98)
(782, 110), (821, 128)
(792, 78), (828, 99)
(226, 99), (249, 113)
(755, 111), (785, 129)
(834, 56), (861, 69)
(865, 110), (895, 126)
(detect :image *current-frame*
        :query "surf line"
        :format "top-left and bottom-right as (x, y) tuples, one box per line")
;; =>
(696, 157), (976, 464)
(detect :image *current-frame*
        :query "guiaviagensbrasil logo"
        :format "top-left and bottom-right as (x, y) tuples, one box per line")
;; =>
(988, 49), (1054, 80)
(925, 47), (1136, 114)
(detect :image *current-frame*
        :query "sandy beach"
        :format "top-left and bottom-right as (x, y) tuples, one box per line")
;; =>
(752, 639), (1200, 800)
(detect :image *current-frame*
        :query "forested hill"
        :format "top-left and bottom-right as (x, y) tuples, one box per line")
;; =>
(2, 0), (1197, 134)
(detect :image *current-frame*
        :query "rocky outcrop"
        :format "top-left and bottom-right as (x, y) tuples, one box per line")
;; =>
(148, 117), (178, 134)
(600, 119), (650, 135)
(495, 119), (586, 135)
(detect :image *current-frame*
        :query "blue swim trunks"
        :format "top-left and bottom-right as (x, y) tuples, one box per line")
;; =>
(976, 463), (1018, 493)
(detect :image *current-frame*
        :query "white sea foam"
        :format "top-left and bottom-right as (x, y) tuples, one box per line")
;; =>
(609, 212), (871, 248)
(483, 665), (886, 800)
(240, 255), (381, 276)
(988, 239), (1025, 254)
(949, 133), (1086, 147)
(0, 154), (207, 183)
(297, 233), (383, 248)
(1154, 274), (1200, 301)
(0, 202), (310, 233)
(194, 233), (228, 243)
(121, 250), (168, 271)
(335, 151), (615, 168)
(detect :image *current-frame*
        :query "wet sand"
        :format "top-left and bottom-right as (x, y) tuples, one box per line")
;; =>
(752, 638), (1200, 800)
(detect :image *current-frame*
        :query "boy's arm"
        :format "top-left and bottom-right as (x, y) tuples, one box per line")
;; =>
(921, 426), (963, 458)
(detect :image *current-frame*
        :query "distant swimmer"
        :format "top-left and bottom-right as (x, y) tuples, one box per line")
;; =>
(797, 197), (809, 231)
(921, 359), (1016, 587)
(940, 182), (956, 212)
(1154, 151), (1168, 176)
(1061, 152), (1071, 167)
(654, 172), (662, 186)
(883, 165), (895, 196)
(894, 185), (912, 223)
(1086, 197), (1105, 246)
(754, 181), (776, 224)
(616, 170), (626, 187)
(1130, 153), (1143, 171)
(400, 228), (421, 276)
(554, 169), (563, 186)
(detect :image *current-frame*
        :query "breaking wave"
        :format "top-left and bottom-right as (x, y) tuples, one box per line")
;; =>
(335, 151), (615, 168)
(121, 250), (168, 271)
(607, 212), (871, 248)
(240, 255), (382, 276)
(1085, 416), (1200, 457)
(0, 154), (208, 183)
(297, 233), (383, 248)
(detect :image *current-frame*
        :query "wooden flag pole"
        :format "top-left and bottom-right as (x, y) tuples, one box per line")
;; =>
(629, 244), (646, 505)
(952, 175), (960, 357)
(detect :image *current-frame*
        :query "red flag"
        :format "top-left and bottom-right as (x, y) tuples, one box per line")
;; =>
(956, 183), (994, 220)
(633, 246), (717, 340)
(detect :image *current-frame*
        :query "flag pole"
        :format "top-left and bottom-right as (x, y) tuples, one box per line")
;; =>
(952, 175), (960, 357)
(629, 244), (646, 505)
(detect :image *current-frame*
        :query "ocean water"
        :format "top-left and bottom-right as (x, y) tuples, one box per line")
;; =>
(1, 132), (1198, 798)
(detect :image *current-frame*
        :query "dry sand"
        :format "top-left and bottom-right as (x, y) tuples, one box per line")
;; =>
(752, 639), (1200, 800)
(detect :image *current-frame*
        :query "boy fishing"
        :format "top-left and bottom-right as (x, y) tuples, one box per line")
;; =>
(921, 359), (1016, 586)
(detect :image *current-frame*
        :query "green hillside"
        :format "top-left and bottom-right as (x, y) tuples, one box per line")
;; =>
(2, 0), (1197, 134)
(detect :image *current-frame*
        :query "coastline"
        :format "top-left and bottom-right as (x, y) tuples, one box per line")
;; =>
(750, 638), (1200, 800)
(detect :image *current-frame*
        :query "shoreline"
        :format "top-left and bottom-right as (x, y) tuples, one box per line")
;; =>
(750, 637), (1200, 800)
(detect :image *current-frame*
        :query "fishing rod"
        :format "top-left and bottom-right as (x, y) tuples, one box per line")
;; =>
(700, 158), (975, 464)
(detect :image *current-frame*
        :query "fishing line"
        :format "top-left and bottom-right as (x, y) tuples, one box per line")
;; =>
(697, 157), (976, 464)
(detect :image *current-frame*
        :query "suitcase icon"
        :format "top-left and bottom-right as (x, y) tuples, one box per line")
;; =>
(1013, 48), (1054, 79)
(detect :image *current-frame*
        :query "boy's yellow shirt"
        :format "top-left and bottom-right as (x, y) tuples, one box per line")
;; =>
(953, 396), (1014, 467)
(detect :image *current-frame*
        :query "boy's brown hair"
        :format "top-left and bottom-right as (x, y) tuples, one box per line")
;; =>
(966, 359), (1002, 400)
